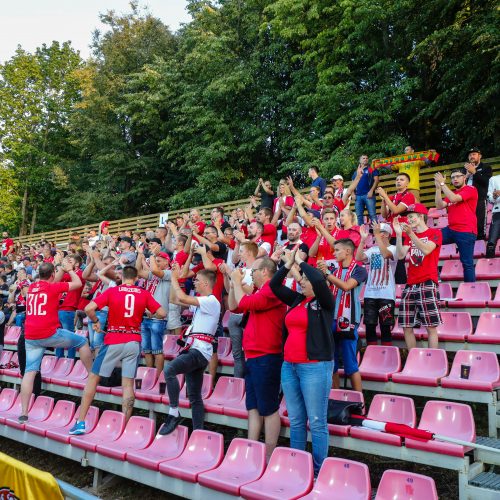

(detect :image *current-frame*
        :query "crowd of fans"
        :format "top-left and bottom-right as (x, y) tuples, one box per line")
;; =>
(0, 146), (498, 476)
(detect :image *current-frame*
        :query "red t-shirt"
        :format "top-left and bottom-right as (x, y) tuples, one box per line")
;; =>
(386, 191), (415, 235)
(236, 281), (287, 358)
(261, 223), (277, 247)
(93, 284), (161, 345)
(1, 238), (14, 256)
(192, 258), (225, 304)
(284, 298), (317, 363)
(25, 281), (70, 340)
(174, 249), (189, 288)
(444, 185), (478, 234)
(404, 228), (442, 284)
(301, 227), (318, 248)
(337, 226), (361, 249)
(59, 269), (84, 311)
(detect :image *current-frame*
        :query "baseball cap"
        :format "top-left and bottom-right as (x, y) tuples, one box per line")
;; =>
(330, 174), (343, 181)
(468, 147), (481, 154)
(379, 223), (392, 234)
(100, 220), (110, 229)
(405, 203), (428, 215)
(157, 252), (171, 261)
(18, 280), (30, 289)
(146, 237), (162, 245)
(118, 236), (133, 245)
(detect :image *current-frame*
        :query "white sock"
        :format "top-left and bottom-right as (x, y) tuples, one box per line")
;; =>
(169, 407), (179, 417)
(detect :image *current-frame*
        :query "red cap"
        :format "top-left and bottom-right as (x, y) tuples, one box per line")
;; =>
(405, 203), (428, 215)
(100, 220), (110, 229)
(157, 252), (171, 261)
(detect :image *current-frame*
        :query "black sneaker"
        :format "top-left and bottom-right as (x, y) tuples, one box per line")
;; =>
(159, 414), (182, 435)
(18, 415), (28, 424)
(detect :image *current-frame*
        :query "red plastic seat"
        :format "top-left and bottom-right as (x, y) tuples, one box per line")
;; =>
(469, 312), (500, 343)
(127, 425), (188, 471)
(46, 406), (99, 444)
(350, 395), (416, 446)
(113, 366), (157, 397)
(163, 335), (181, 360)
(43, 358), (74, 383)
(405, 401), (475, 457)
(436, 312), (472, 341)
(159, 430), (224, 482)
(96, 416), (155, 460)
(4, 326), (21, 345)
(475, 258), (500, 279)
(489, 287), (500, 308)
(70, 410), (126, 451)
(6, 395), (54, 429)
(0, 388), (17, 412)
(301, 457), (371, 500)
(448, 282), (491, 308)
(25, 400), (76, 436)
(375, 469), (438, 500)
(438, 282), (453, 301)
(178, 373), (213, 408)
(204, 376), (245, 414)
(328, 389), (365, 437)
(240, 447), (313, 500)
(441, 351), (500, 391)
(358, 346), (401, 382)
(440, 260), (463, 281)
(439, 244), (458, 260)
(2, 352), (20, 377)
(198, 439), (266, 495)
(217, 336), (232, 358)
(392, 349), (448, 387)
(0, 393), (34, 423)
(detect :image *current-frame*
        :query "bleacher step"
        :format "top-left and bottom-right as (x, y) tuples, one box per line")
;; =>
(476, 437), (500, 450)
(469, 471), (500, 491)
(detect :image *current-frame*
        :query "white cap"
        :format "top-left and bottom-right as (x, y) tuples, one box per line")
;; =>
(379, 223), (392, 234)
(331, 174), (343, 181)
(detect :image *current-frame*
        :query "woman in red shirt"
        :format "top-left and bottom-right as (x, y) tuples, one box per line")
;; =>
(337, 209), (361, 250)
(269, 247), (334, 476)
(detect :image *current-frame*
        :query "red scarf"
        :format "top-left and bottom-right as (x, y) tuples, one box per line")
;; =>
(332, 259), (358, 338)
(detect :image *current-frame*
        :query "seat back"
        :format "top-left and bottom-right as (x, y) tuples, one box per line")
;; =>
(146, 425), (189, 455)
(417, 401), (475, 442)
(93, 410), (126, 439)
(210, 376), (245, 401)
(329, 389), (364, 405)
(266, 448), (314, 485)
(455, 282), (491, 301)
(220, 438), (266, 475)
(438, 312), (473, 335)
(375, 469), (438, 500)
(40, 356), (58, 376)
(359, 346), (401, 372)
(476, 258), (500, 278)
(439, 244), (457, 259)
(367, 395), (416, 427)
(4, 393), (34, 415)
(163, 335), (180, 355)
(138, 367), (157, 391)
(0, 350), (13, 366)
(180, 373), (212, 400)
(401, 348), (448, 377)
(74, 405), (100, 433)
(474, 312), (500, 338)
(28, 396), (54, 420)
(438, 282), (453, 300)
(182, 430), (224, 465)
(449, 351), (500, 382)
(67, 360), (88, 379)
(221, 310), (231, 330)
(48, 400), (76, 424)
(440, 260), (463, 280)
(316, 458), (371, 498)
(4, 326), (21, 341)
(217, 336), (231, 357)
(0, 388), (17, 412)
(51, 358), (74, 377)
(118, 416), (155, 447)
(395, 284), (405, 299)
(473, 240), (486, 257)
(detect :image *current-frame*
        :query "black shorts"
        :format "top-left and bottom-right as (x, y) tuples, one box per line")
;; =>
(363, 298), (395, 327)
(245, 353), (282, 416)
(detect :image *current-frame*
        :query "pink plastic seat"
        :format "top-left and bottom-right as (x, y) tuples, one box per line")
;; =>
(4, 326), (21, 345)
(438, 282), (453, 301)
(96, 416), (155, 460)
(25, 400), (76, 436)
(473, 239), (486, 258)
(439, 244), (458, 260)
(5, 395), (54, 430)
(204, 376), (245, 414)
(470, 312), (500, 343)
(358, 346), (401, 382)
(434, 216), (448, 229)
(391, 318), (427, 340)
(475, 258), (500, 279)
(43, 358), (74, 383)
(489, 287), (500, 308)
(279, 397), (290, 427)
(161, 374), (185, 405)
(59, 360), (89, 388)
(70, 410), (126, 451)
(301, 457), (371, 500)
(441, 351), (500, 391)
(46, 406), (99, 444)
(328, 389), (365, 437)
(448, 282), (491, 308)
(375, 469), (438, 500)
(440, 260), (464, 281)
(223, 395), (248, 418)
(428, 207), (447, 219)
(163, 335), (181, 359)
(0, 393), (34, 423)
(222, 310), (231, 331)
(436, 312), (472, 341)
(113, 366), (157, 397)
(198, 439), (266, 495)
(2, 352), (20, 377)
(350, 395), (416, 446)
(40, 355), (58, 377)
(127, 425), (188, 471)
(178, 373), (213, 408)
(219, 349), (235, 367)
(0, 350), (13, 369)
(240, 447), (313, 500)
(217, 336), (232, 358)
(0, 388), (17, 412)
(159, 430), (224, 482)
(392, 349), (448, 387)
(405, 401), (475, 457)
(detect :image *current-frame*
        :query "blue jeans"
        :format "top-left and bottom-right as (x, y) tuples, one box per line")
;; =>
(15, 312), (26, 328)
(141, 318), (167, 354)
(355, 194), (377, 225)
(281, 361), (333, 475)
(88, 309), (108, 351)
(55, 311), (76, 359)
(441, 227), (476, 282)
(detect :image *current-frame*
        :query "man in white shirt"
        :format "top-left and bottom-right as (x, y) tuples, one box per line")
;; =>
(160, 266), (220, 435)
(486, 174), (500, 258)
(355, 222), (397, 345)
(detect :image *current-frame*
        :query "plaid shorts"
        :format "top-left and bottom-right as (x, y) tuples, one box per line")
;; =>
(398, 281), (442, 328)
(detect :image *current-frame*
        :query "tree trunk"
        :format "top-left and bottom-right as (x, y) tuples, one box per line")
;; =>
(30, 204), (37, 235)
(20, 184), (28, 236)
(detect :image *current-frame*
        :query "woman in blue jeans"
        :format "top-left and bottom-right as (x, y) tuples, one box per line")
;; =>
(269, 247), (334, 475)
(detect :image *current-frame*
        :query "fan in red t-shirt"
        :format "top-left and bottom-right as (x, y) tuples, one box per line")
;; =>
(393, 205), (442, 351)
(1, 231), (14, 257)
(70, 266), (166, 435)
